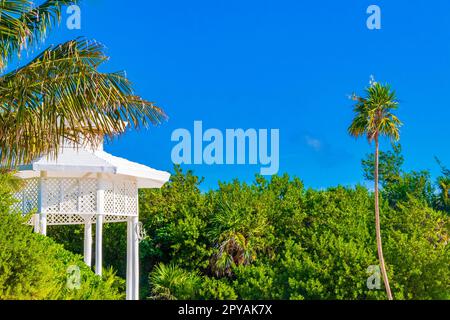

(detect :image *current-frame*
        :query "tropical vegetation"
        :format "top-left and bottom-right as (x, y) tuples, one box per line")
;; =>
(0, 1), (448, 301)
(44, 155), (450, 300)
(0, 0), (159, 300)
(0, 174), (124, 299)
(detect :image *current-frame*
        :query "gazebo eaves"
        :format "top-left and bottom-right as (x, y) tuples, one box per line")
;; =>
(15, 148), (170, 189)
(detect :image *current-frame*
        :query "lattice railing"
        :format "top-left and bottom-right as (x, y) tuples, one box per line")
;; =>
(12, 177), (138, 226)
(12, 178), (39, 215)
(104, 180), (138, 216)
(47, 214), (128, 225)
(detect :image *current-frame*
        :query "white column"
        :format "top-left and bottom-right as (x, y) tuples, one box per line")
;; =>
(38, 171), (47, 236)
(132, 216), (139, 300)
(95, 173), (105, 276)
(95, 215), (103, 275)
(33, 214), (40, 233)
(126, 217), (133, 300)
(84, 217), (93, 267)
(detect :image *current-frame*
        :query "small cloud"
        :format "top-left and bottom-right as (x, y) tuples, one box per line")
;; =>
(305, 136), (322, 152)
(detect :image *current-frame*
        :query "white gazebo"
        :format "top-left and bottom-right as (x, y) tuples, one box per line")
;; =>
(12, 137), (170, 300)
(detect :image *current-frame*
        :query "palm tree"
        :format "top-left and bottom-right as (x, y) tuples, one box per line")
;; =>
(348, 81), (402, 300)
(0, 1), (166, 167)
(210, 230), (253, 277)
(149, 263), (200, 300)
(208, 199), (257, 277)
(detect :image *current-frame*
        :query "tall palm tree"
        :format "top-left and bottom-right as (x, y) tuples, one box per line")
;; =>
(348, 81), (402, 300)
(0, 1), (166, 167)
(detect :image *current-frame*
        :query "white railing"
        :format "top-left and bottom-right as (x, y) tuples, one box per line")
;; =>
(13, 177), (138, 225)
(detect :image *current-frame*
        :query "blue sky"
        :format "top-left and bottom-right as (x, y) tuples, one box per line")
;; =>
(32, 0), (450, 189)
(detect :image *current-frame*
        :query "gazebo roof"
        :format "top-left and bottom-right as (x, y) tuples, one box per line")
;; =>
(16, 146), (170, 188)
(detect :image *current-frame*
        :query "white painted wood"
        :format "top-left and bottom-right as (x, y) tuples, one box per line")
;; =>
(126, 217), (133, 300)
(15, 146), (170, 188)
(84, 219), (92, 267)
(33, 214), (40, 233)
(39, 171), (47, 235)
(95, 214), (103, 276)
(95, 173), (105, 276)
(132, 216), (139, 300)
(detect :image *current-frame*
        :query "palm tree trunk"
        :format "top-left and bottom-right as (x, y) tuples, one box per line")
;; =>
(374, 135), (393, 300)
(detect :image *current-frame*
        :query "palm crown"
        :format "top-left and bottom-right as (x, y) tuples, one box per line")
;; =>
(0, 0), (167, 166)
(348, 83), (402, 142)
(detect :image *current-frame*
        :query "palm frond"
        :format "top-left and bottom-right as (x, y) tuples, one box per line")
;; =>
(0, 38), (167, 166)
(348, 82), (402, 142)
(0, 0), (75, 69)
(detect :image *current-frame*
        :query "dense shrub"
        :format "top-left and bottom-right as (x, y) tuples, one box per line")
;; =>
(0, 174), (124, 300)
(17, 163), (450, 300)
(138, 167), (449, 300)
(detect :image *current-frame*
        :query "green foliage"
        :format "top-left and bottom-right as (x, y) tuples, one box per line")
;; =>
(233, 264), (279, 299)
(136, 167), (449, 300)
(0, 174), (124, 300)
(148, 263), (239, 300)
(384, 197), (450, 299)
(139, 166), (212, 272)
(7, 163), (449, 300)
(149, 263), (201, 300)
(435, 158), (450, 213)
(383, 171), (435, 208)
(363, 146), (450, 212)
(362, 143), (404, 186)
(198, 277), (237, 300)
(274, 187), (381, 300)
